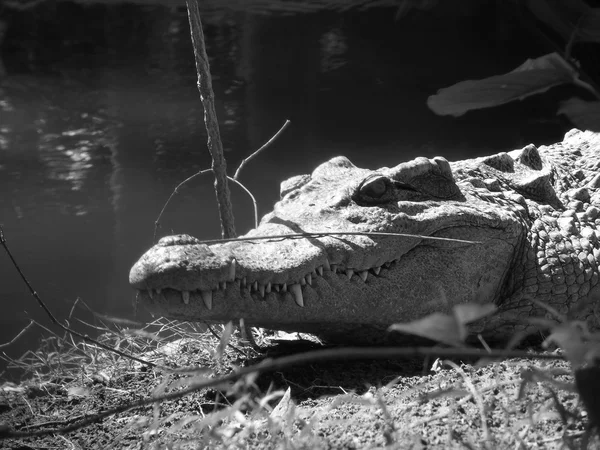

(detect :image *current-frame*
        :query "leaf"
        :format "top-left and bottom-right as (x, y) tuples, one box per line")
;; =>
(558, 98), (600, 132)
(389, 303), (497, 345)
(215, 321), (234, 361)
(427, 53), (577, 117)
(542, 322), (600, 367)
(330, 393), (378, 409)
(259, 389), (286, 410)
(527, 0), (600, 44)
(67, 386), (90, 398)
(389, 312), (464, 346)
(579, 10), (600, 43)
(270, 387), (293, 419)
(90, 371), (110, 384)
(453, 303), (497, 325)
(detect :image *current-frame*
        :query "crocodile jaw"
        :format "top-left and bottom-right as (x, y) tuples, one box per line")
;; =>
(130, 224), (521, 343)
(129, 153), (526, 343)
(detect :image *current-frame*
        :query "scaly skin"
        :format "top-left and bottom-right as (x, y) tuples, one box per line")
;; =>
(130, 129), (600, 343)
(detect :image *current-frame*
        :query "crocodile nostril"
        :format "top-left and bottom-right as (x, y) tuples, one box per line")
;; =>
(347, 214), (367, 224)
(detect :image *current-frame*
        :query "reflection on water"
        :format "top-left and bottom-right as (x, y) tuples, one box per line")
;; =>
(0, 4), (571, 372)
(43, 126), (97, 192)
(320, 26), (347, 73)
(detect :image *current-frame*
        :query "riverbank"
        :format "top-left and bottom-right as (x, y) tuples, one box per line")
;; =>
(0, 319), (596, 449)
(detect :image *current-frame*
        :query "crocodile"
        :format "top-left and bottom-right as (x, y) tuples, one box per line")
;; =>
(130, 129), (600, 343)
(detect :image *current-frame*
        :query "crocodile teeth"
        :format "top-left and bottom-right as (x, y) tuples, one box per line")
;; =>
(384, 262), (391, 268)
(259, 284), (265, 298)
(331, 264), (338, 274)
(156, 288), (162, 295)
(266, 282), (271, 293)
(306, 274), (312, 285)
(316, 266), (323, 276)
(359, 270), (368, 282)
(323, 259), (331, 271)
(290, 284), (304, 307)
(346, 269), (354, 280)
(253, 281), (258, 291)
(242, 277), (247, 288)
(301, 277), (306, 286)
(229, 258), (236, 281)
(274, 284), (280, 292)
(148, 289), (154, 299)
(182, 291), (190, 304)
(200, 290), (212, 310)
(282, 283), (287, 292)
(373, 267), (381, 275)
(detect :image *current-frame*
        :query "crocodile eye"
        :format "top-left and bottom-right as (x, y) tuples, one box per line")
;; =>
(360, 177), (387, 198)
(353, 175), (394, 205)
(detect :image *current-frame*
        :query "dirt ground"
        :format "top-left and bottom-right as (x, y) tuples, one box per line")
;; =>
(0, 331), (598, 449)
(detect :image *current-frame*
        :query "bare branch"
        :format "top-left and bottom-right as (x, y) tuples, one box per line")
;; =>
(186, 0), (235, 239)
(153, 171), (258, 242)
(227, 176), (258, 228)
(0, 320), (34, 349)
(0, 226), (156, 368)
(153, 170), (210, 243)
(234, 120), (291, 180)
(196, 231), (481, 246)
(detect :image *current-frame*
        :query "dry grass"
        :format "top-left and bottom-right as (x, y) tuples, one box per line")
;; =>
(0, 313), (598, 449)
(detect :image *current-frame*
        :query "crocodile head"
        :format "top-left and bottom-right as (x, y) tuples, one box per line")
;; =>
(129, 155), (526, 343)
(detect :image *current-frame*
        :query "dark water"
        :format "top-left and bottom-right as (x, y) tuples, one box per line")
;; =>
(0, 3), (573, 372)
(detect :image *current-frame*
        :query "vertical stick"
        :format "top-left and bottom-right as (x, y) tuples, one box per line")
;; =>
(186, 0), (236, 239)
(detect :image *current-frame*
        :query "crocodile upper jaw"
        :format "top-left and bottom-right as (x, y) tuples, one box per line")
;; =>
(131, 224), (521, 343)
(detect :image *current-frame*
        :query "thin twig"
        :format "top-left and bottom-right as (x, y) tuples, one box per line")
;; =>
(227, 176), (258, 228)
(186, 0), (235, 239)
(564, 15), (582, 61)
(233, 120), (291, 180)
(206, 324), (248, 358)
(153, 171), (258, 243)
(197, 231), (480, 246)
(64, 297), (81, 341)
(153, 170), (210, 243)
(153, 120), (288, 241)
(19, 414), (92, 431)
(0, 320), (34, 349)
(228, 120), (291, 229)
(0, 226), (156, 368)
(1, 346), (562, 440)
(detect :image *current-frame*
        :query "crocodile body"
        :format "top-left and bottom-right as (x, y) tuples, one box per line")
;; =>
(130, 129), (600, 343)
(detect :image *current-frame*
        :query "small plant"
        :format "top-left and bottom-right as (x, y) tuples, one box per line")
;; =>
(428, 0), (600, 131)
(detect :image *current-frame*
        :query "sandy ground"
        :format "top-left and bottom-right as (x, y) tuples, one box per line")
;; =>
(0, 332), (598, 449)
